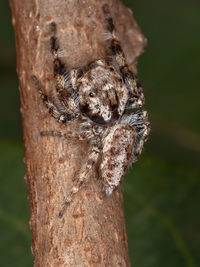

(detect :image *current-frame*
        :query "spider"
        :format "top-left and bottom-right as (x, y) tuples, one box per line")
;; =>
(32, 4), (150, 217)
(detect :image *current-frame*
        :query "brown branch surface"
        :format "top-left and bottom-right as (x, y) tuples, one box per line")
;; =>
(9, 0), (146, 266)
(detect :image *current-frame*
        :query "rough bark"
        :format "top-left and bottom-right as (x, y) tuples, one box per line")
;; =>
(9, 0), (146, 266)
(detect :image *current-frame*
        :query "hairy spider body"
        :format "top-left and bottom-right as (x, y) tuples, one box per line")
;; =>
(78, 61), (128, 125)
(32, 4), (150, 217)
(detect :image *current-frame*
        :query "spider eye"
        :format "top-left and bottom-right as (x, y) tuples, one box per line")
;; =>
(89, 88), (98, 97)
(89, 92), (94, 97)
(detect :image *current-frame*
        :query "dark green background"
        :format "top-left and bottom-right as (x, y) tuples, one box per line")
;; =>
(0, 0), (199, 266)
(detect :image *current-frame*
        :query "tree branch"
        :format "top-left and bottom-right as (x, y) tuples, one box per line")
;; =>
(9, 0), (146, 265)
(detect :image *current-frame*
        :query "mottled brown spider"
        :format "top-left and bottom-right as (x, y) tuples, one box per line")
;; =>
(32, 4), (150, 217)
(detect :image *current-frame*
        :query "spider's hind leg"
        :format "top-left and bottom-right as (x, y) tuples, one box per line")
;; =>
(58, 139), (101, 218)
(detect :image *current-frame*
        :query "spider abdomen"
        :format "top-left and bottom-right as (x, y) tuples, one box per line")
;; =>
(100, 124), (135, 195)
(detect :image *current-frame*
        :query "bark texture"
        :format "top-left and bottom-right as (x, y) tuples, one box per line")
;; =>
(9, 0), (146, 266)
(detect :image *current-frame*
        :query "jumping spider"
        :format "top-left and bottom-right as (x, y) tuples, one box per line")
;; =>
(32, 4), (150, 217)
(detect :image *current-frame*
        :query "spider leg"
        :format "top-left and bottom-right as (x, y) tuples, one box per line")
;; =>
(49, 22), (82, 116)
(121, 111), (150, 164)
(31, 75), (74, 122)
(40, 129), (95, 140)
(102, 5), (145, 109)
(102, 4), (126, 68)
(58, 141), (100, 218)
(49, 22), (65, 76)
(124, 74), (145, 109)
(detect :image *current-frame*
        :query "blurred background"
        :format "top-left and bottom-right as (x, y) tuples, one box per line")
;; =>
(0, 0), (199, 266)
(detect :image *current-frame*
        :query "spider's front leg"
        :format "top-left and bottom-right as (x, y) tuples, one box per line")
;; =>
(31, 75), (72, 123)
(32, 22), (84, 123)
(99, 111), (150, 195)
(49, 22), (83, 117)
(102, 4), (145, 109)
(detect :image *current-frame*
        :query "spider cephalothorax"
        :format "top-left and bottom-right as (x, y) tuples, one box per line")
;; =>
(78, 61), (129, 125)
(32, 4), (150, 217)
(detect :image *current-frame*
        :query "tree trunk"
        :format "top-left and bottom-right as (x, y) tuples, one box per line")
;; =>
(9, 0), (146, 266)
